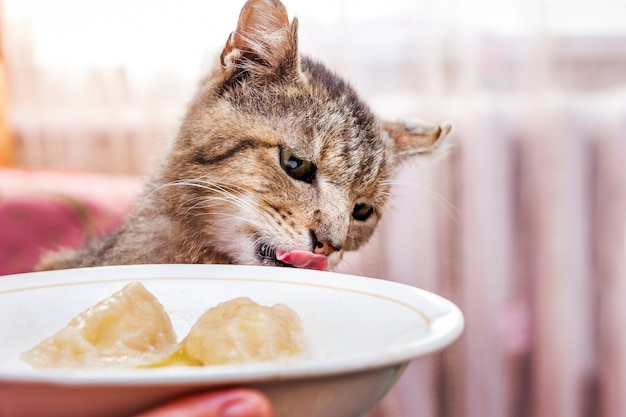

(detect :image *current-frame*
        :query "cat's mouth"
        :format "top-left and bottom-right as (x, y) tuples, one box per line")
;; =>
(257, 244), (328, 271)
(257, 243), (291, 268)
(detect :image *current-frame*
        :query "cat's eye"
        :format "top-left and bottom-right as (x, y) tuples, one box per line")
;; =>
(279, 147), (317, 183)
(352, 203), (374, 221)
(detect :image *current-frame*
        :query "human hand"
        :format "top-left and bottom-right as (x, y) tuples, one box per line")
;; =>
(134, 388), (273, 417)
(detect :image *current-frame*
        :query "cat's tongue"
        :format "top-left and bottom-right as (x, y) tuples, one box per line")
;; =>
(276, 249), (328, 271)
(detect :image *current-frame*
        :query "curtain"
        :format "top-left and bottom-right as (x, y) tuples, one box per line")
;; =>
(2, 1), (625, 416)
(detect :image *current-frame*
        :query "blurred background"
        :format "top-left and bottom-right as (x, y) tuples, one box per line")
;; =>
(0, 1), (624, 417)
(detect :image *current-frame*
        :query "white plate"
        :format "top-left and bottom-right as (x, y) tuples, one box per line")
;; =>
(0, 264), (463, 417)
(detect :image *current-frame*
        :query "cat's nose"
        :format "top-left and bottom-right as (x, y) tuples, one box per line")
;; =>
(313, 239), (334, 256)
(310, 229), (341, 257)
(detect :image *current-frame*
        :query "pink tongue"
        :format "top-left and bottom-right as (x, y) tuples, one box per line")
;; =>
(276, 249), (328, 271)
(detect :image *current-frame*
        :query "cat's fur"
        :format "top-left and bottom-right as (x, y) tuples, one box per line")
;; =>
(37, 0), (452, 272)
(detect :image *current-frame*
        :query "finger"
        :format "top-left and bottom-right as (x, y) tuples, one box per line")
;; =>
(134, 388), (273, 417)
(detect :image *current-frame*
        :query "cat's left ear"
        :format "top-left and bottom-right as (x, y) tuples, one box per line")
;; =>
(383, 119), (454, 161)
(220, 0), (300, 79)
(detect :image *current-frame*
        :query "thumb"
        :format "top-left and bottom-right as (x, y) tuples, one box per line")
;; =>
(135, 388), (273, 417)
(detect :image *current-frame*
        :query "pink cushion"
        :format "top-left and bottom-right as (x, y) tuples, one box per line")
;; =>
(0, 196), (87, 274)
(0, 169), (142, 275)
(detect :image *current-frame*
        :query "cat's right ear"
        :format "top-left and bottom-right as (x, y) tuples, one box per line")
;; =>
(383, 119), (454, 161)
(220, 0), (300, 80)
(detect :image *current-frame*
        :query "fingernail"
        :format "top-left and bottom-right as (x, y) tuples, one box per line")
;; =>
(220, 399), (262, 417)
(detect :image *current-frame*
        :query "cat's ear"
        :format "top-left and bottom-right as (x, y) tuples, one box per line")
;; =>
(383, 119), (454, 161)
(220, 0), (299, 79)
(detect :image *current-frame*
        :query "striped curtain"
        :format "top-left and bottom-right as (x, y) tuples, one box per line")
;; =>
(342, 97), (626, 417)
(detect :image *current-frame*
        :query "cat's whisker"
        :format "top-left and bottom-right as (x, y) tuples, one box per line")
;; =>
(186, 192), (251, 216)
(180, 185), (283, 246)
(200, 211), (268, 231)
(376, 190), (394, 199)
(161, 179), (261, 218)
(185, 179), (261, 216)
(182, 195), (269, 230)
(207, 185), (260, 214)
(186, 187), (282, 236)
(383, 179), (462, 227)
(204, 188), (282, 239)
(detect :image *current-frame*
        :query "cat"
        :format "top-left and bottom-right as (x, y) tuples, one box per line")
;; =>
(37, 0), (452, 272)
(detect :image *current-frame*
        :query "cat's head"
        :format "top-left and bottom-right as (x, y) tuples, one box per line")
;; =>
(157, 0), (452, 270)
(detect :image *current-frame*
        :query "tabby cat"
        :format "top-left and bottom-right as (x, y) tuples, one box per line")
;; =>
(38, 0), (452, 272)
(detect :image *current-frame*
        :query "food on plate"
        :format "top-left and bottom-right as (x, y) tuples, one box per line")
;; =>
(21, 283), (304, 369)
(181, 297), (303, 365)
(21, 282), (178, 369)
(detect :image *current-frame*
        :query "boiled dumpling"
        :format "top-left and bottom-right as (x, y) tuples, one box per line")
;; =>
(21, 282), (178, 368)
(181, 297), (303, 365)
